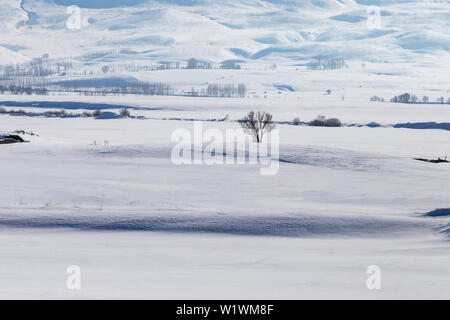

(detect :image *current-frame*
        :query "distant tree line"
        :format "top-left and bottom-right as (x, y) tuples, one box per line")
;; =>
(220, 61), (242, 70)
(0, 82), (172, 96)
(309, 115), (342, 127)
(186, 58), (241, 70)
(1, 54), (72, 80)
(189, 83), (247, 98)
(124, 62), (182, 72)
(391, 93), (418, 103)
(121, 59), (241, 73)
(307, 59), (348, 70)
(0, 81), (251, 98)
(370, 96), (385, 102)
(391, 93), (450, 104)
(289, 115), (342, 127)
(0, 52), (247, 98)
(187, 58), (212, 69)
(66, 82), (173, 96)
(0, 84), (49, 95)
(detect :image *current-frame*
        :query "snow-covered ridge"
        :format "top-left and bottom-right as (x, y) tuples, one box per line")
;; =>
(0, 46), (30, 65)
(0, 0), (29, 28)
(0, 0), (447, 65)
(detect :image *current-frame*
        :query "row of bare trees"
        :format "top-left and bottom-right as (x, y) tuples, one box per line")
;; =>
(391, 93), (450, 104)
(0, 85), (49, 95)
(307, 59), (348, 70)
(189, 83), (247, 98)
(0, 81), (251, 98)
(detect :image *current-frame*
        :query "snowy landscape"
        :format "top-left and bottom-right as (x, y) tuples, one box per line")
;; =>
(0, 0), (449, 299)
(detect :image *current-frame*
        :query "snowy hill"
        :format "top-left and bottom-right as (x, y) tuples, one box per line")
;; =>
(0, 0), (448, 66)
(0, 46), (30, 65)
(1, 0), (450, 301)
(0, 0), (28, 29)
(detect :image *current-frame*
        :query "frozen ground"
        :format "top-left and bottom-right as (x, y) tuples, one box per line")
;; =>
(0, 0), (449, 300)
(0, 93), (449, 299)
(1, 229), (448, 299)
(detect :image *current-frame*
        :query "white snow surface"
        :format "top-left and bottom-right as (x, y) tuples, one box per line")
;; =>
(0, 0), (449, 66)
(0, 92), (449, 299)
(0, 0), (449, 299)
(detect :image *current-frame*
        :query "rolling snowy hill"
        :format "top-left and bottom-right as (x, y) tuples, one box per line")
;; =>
(1, 0), (449, 300)
(0, 0), (448, 66)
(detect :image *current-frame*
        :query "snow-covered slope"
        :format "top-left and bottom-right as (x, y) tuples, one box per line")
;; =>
(0, 46), (30, 65)
(0, 0), (29, 28)
(1, 0), (450, 300)
(0, 0), (448, 65)
(1, 102), (449, 298)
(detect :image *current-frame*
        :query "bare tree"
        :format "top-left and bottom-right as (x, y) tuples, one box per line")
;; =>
(240, 111), (275, 143)
(238, 84), (247, 98)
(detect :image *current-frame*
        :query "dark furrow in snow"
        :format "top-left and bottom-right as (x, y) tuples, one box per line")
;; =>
(0, 214), (431, 238)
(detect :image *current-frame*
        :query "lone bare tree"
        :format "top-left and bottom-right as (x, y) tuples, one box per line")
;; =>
(239, 111), (275, 143)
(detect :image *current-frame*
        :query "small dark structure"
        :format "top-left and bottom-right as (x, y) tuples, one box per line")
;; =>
(0, 134), (26, 144)
(414, 157), (449, 164)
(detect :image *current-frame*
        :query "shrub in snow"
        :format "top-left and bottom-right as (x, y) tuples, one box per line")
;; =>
(326, 118), (342, 127)
(309, 115), (327, 127)
(309, 115), (342, 127)
(7, 109), (26, 114)
(293, 117), (301, 125)
(119, 108), (131, 117)
(43, 109), (66, 116)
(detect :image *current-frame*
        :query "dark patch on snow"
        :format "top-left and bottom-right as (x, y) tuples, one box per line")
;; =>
(0, 44), (28, 52)
(0, 214), (427, 238)
(330, 13), (366, 23)
(347, 122), (450, 131)
(423, 208), (450, 217)
(95, 111), (124, 120)
(274, 84), (295, 92)
(229, 48), (250, 58)
(0, 134), (26, 144)
(394, 122), (450, 131)
(0, 101), (162, 111)
(366, 122), (383, 128)
(347, 122), (385, 128)
(53, 77), (139, 88)
(414, 158), (449, 164)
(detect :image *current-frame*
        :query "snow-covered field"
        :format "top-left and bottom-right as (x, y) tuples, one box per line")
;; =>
(1, 229), (448, 299)
(0, 0), (449, 300)
(0, 91), (449, 299)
